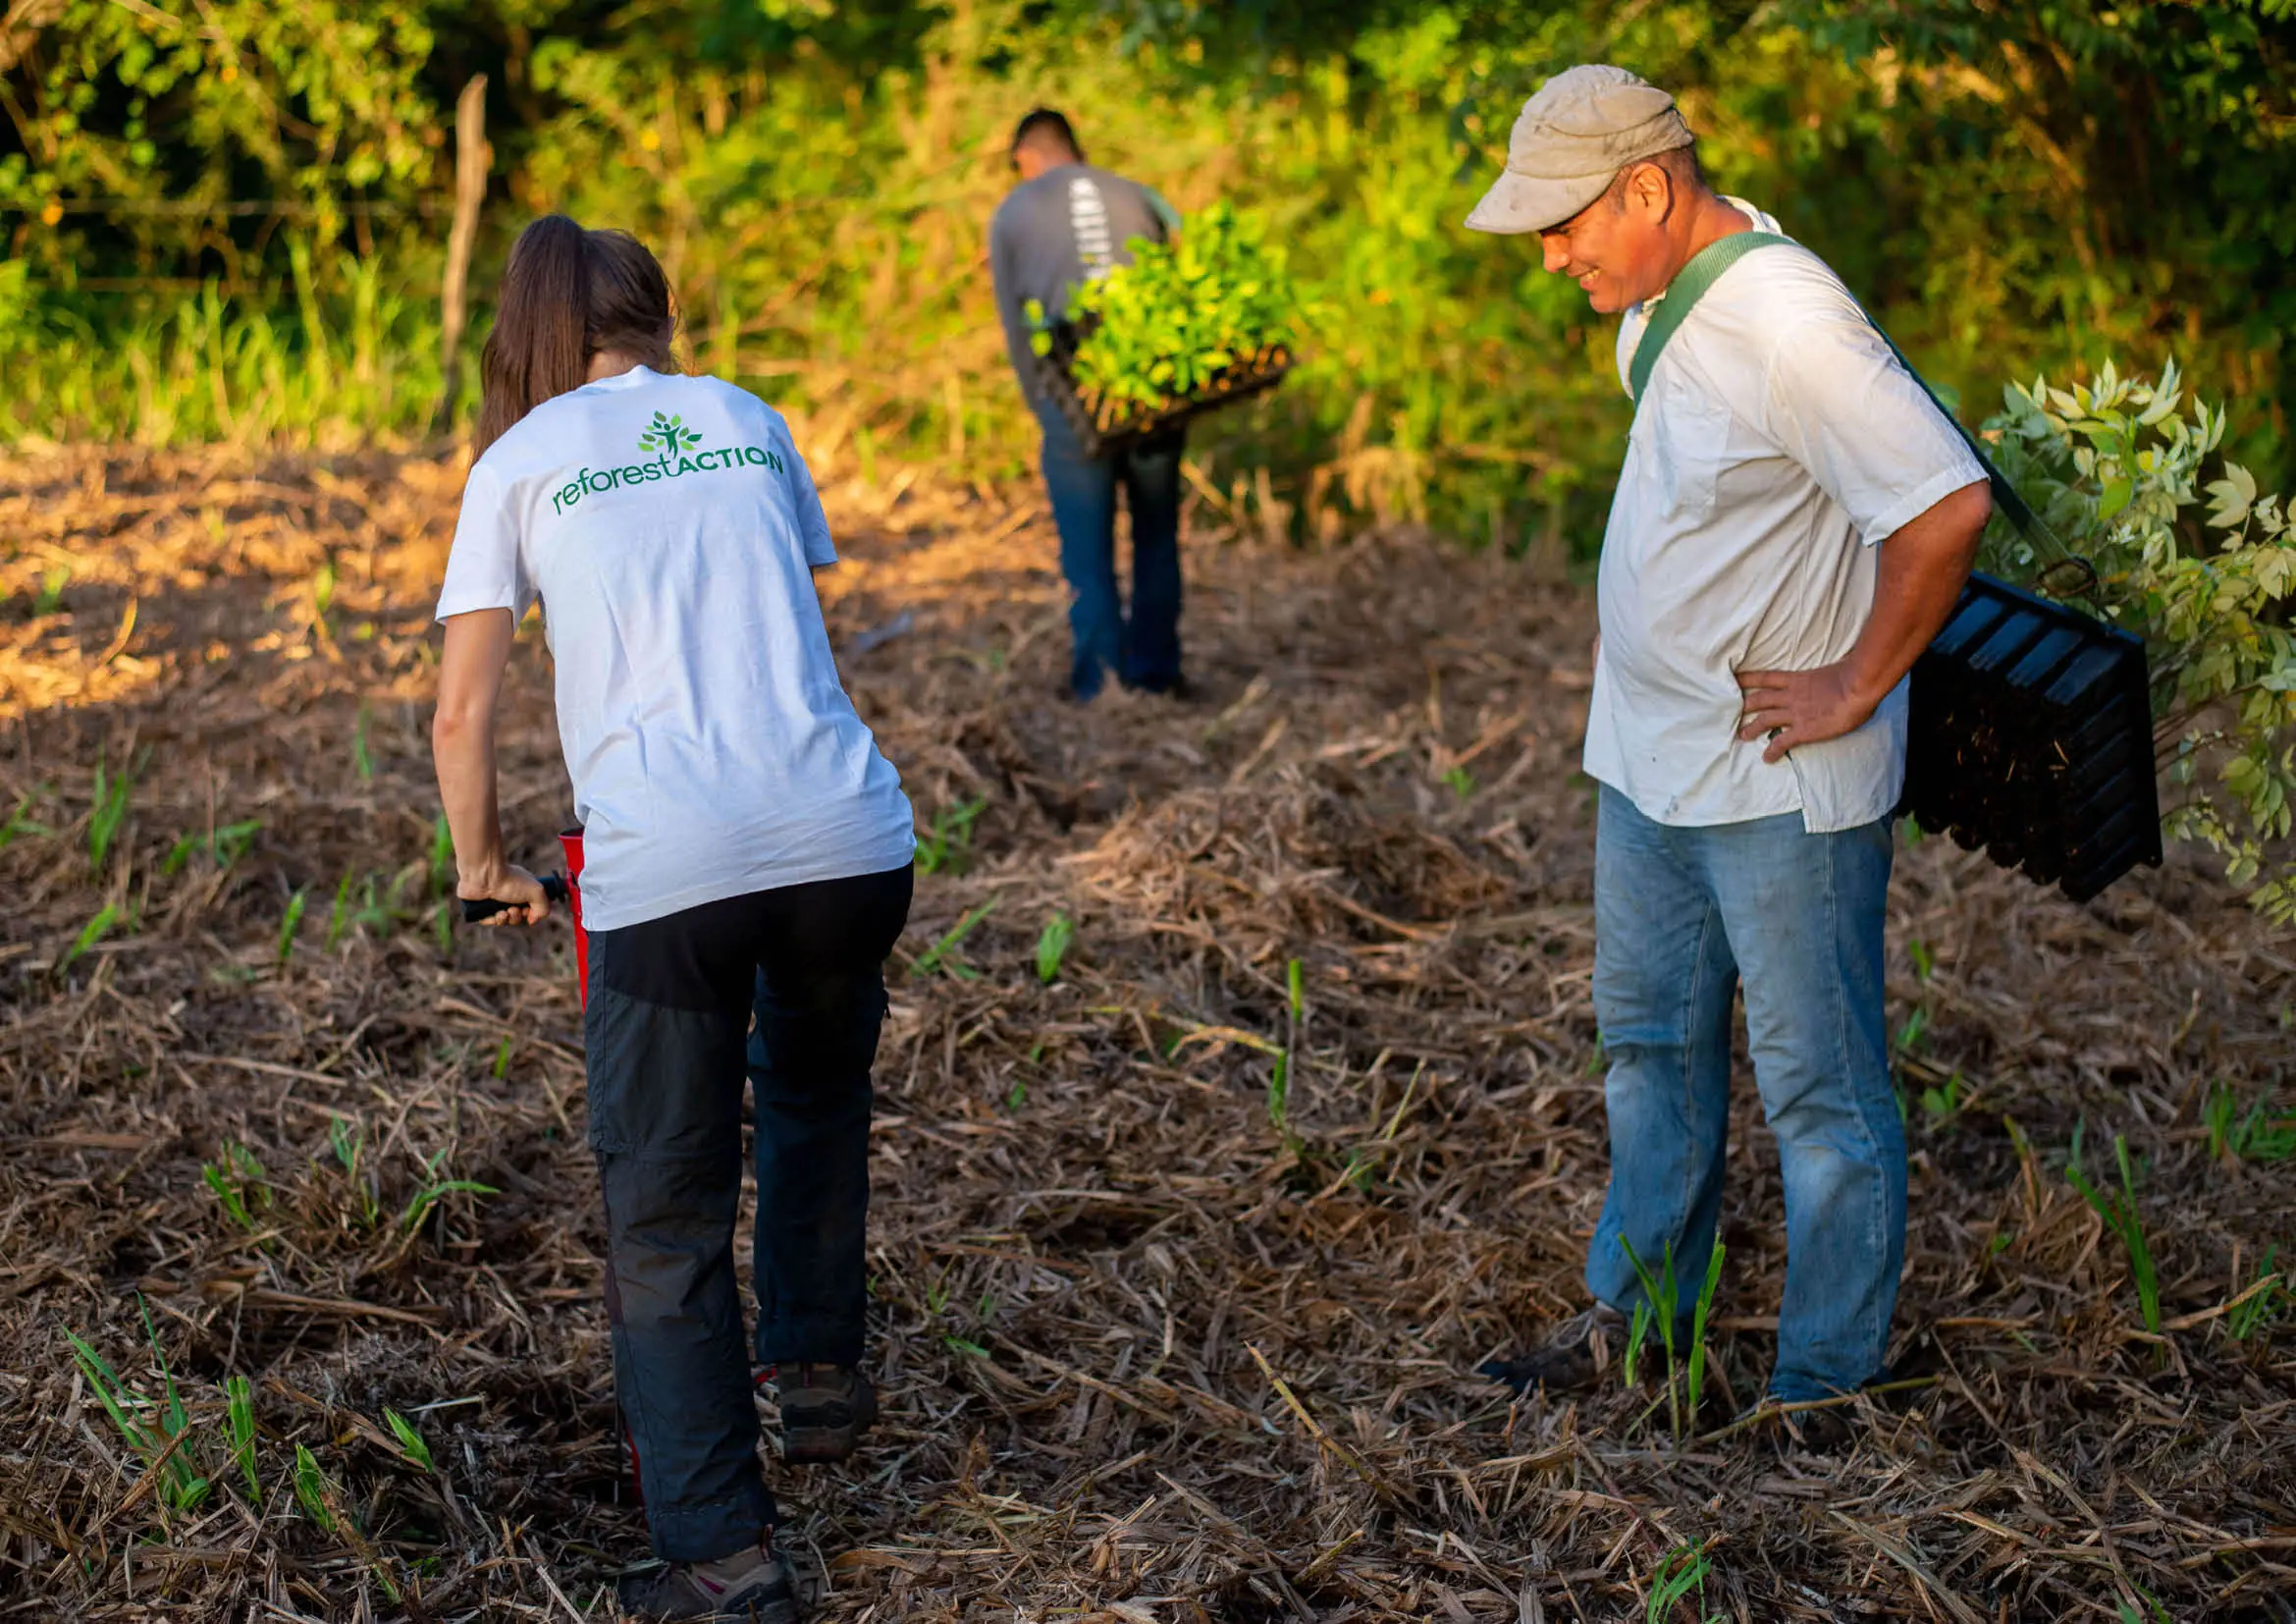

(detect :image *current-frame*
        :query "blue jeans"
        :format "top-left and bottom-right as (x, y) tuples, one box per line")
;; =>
(1586, 785), (1902, 1403)
(1039, 417), (1184, 698)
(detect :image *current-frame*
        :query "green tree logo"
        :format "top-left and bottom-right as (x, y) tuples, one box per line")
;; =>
(639, 410), (703, 454)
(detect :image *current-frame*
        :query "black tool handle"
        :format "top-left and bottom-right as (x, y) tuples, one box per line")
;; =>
(460, 873), (569, 924)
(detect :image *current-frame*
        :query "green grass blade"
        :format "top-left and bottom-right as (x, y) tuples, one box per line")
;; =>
(1035, 912), (1074, 983)
(225, 1375), (259, 1499)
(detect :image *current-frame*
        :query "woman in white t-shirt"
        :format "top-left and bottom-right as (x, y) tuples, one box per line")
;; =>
(431, 216), (914, 1623)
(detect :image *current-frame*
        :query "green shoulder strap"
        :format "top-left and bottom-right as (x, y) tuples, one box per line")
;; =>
(1627, 226), (2077, 585)
(1626, 230), (1793, 405)
(1858, 322), (2055, 561)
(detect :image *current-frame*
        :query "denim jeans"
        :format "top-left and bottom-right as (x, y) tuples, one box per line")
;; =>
(583, 864), (912, 1560)
(1585, 785), (1902, 1403)
(1039, 414), (1185, 699)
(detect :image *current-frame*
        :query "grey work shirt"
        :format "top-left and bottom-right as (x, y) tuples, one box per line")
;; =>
(988, 162), (1180, 419)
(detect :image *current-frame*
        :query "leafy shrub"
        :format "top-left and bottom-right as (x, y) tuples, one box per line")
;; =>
(1982, 360), (2296, 920)
(1045, 202), (1303, 426)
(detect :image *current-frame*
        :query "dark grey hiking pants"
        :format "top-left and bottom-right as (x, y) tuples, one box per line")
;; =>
(583, 864), (912, 1562)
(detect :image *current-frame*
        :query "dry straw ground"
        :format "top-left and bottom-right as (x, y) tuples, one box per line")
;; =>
(2, 441), (2292, 1623)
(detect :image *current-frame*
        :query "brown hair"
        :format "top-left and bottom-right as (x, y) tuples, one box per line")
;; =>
(473, 215), (677, 457)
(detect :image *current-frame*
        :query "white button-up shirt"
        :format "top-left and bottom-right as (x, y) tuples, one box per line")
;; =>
(1583, 201), (1987, 834)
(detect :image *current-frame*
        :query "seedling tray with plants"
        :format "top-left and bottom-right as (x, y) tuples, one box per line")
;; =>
(1897, 571), (2163, 902)
(1026, 200), (1299, 459)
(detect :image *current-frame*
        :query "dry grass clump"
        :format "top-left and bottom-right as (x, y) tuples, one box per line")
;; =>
(2, 442), (2292, 1622)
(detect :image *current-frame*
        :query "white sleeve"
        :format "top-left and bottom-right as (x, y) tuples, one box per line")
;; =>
(435, 460), (535, 621)
(780, 418), (836, 568)
(1760, 311), (1987, 545)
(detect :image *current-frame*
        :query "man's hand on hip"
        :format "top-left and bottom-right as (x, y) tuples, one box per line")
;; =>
(1734, 478), (1994, 766)
(1735, 663), (1879, 763)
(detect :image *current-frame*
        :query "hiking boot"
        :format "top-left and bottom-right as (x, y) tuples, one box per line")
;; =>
(775, 1363), (877, 1464)
(615, 1533), (800, 1623)
(1741, 1400), (1856, 1457)
(1478, 1303), (1630, 1396)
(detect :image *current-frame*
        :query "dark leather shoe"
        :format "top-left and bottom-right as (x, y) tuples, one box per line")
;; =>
(615, 1533), (800, 1622)
(1479, 1304), (1629, 1396)
(776, 1363), (878, 1464)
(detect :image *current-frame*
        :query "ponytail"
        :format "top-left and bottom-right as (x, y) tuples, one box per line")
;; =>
(474, 215), (677, 458)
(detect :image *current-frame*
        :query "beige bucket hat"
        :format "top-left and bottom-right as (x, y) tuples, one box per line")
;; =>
(1465, 65), (1694, 235)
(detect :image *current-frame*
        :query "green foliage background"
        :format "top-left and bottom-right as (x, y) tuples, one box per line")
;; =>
(2, 0), (2291, 547)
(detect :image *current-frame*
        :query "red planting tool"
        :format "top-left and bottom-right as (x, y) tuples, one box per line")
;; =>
(458, 828), (591, 1006)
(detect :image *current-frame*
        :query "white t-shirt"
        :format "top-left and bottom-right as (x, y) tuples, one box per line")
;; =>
(1584, 201), (1987, 834)
(437, 366), (915, 931)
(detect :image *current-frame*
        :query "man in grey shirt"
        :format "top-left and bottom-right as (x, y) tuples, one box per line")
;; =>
(989, 109), (1189, 701)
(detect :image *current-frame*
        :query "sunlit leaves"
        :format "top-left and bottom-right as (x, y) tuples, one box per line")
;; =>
(1983, 360), (2296, 921)
(1062, 202), (1303, 421)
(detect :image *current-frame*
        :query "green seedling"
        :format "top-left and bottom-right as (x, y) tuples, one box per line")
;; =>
(34, 564), (69, 615)
(1622, 1236), (1684, 1435)
(1266, 1051), (1292, 1138)
(383, 1408), (434, 1473)
(136, 1298), (209, 1513)
(397, 1146), (499, 1235)
(1063, 202), (1302, 422)
(1286, 956), (1306, 1025)
(351, 703), (373, 781)
(224, 1374), (258, 1499)
(0, 789), (51, 852)
(1685, 1241), (1726, 1424)
(310, 558), (336, 623)
(292, 1443), (334, 1530)
(1004, 1078), (1028, 1110)
(1646, 1541), (1724, 1624)
(2226, 1246), (2285, 1342)
(277, 886), (306, 962)
(1894, 1004), (1931, 1056)
(168, 817), (265, 876)
(428, 813), (454, 896)
(492, 1036), (512, 1079)
(329, 1115), (381, 1228)
(61, 902), (118, 972)
(202, 1141), (270, 1232)
(1621, 1234), (1723, 1439)
(64, 1308), (211, 1519)
(216, 818), (261, 867)
(2114, 1589), (2172, 1624)
(1035, 912), (1074, 983)
(912, 895), (996, 978)
(2205, 1081), (2296, 1164)
(1908, 937), (1935, 983)
(1921, 1070), (1965, 1121)
(87, 753), (134, 873)
(943, 1335), (989, 1358)
(1442, 765), (1475, 802)
(914, 794), (987, 877)
(325, 873), (354, 949)
(2066, 1133), (2162, 1334)
(1624, 1300), (1653, 1387)
(924, 1276), (949, 1317)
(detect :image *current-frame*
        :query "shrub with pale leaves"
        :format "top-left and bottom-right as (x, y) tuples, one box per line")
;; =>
(1981, 360), (2295, 920)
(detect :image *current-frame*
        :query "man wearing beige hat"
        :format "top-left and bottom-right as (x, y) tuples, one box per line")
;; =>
(1468, 66), (1994, 1435)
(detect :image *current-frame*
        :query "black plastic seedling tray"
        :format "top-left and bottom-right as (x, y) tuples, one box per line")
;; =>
(1030, 320), (1292, 460)
(1898, 571), (2162, 902)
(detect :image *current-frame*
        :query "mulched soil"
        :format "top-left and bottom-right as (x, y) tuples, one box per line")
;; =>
(2, 441), (2292, 1623)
